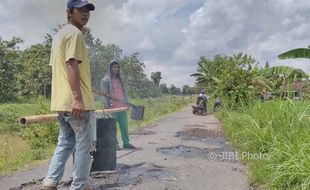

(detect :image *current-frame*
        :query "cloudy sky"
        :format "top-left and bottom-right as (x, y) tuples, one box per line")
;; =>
(1, 0), (310, 88)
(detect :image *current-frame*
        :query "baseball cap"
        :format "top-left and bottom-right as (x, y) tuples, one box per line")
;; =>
(67, 0), (95, 11)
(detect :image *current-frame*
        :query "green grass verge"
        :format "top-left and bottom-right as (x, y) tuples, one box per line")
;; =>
(218, 100), (310, 190)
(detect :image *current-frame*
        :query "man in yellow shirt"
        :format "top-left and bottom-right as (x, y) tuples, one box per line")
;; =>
(43, 0), (95, 189)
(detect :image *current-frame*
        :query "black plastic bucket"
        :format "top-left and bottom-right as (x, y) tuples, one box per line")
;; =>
(91, 118), (117, 172)
(131, 105), (145, 120)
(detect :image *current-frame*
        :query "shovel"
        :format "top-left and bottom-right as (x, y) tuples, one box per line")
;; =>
(93, 89), (145, 120)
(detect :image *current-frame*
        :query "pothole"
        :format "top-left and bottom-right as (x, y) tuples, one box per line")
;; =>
(176, 128), (227, 146)
(157, 145), (208, 158)
(10, 177), (76, 190)
(161, 128), (238, 162)
(157, 145), (237, 163)
(9, 177), (49, 190)
(14, 163), (172, 189)
(88, 162), (172, 189)
(184, 124), (207, 128)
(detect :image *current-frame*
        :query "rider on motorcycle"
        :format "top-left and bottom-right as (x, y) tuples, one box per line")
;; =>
(197, 91), (207, 108)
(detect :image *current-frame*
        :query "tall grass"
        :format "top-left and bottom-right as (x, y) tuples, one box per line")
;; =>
(219, 100), (310, 189)
(0, 134), (33, 176)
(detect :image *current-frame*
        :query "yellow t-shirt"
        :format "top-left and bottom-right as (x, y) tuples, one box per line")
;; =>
(49, 23), (95, 111)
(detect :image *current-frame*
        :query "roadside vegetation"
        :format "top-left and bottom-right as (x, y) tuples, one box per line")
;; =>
(191, 51), (310, 189)
(219, 100), (310, 189)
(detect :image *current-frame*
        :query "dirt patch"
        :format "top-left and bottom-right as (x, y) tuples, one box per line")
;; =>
(184, 124), (207, 128)
(176, 128), (221, 138)
(130, 128), (156, 135)
(144, 123), (159, 128)
(203, 122), (219, 125)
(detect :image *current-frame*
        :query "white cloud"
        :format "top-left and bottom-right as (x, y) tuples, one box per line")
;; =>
(174, 0), (310, 76)
(138, 37), (155, 51)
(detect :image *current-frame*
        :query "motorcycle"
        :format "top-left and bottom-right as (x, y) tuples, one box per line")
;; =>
(192, 97), (207, 116)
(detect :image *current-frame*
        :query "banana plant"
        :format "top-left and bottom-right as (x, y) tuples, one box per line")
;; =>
(260, 66), (308, 89)
(190, 62), (220, 86)
(260, 66), (308, 79)
(278, 46), (310, 59)
(278, 47), (310, 84)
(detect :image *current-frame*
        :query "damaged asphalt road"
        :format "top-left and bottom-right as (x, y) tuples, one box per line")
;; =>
(2, 105), (252, 190)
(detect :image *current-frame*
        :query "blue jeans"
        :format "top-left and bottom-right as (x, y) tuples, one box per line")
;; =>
(44, 111), (96, 190)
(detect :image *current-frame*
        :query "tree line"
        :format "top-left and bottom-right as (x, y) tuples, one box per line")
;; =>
(0, 27), (194, 103)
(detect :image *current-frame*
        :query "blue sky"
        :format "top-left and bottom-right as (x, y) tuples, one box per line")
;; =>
(1, 0), (310, 88)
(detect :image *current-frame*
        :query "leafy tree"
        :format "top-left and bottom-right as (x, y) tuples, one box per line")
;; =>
(182, 85), (193, 95)
(79, 27), (124, 89)
(120, 53), (161, 98)
(169, 84), (181, 95)
(251, 67), (273, 93)
(216, 53), (259, 107)
(0, 37), (23, 102)
(160, 83), (169, 94)
(129, 78), (161, 98)
(0, 26), (163, 102)
(190, 55), (224, 94)
(82, 27), (95, 48)
(82, 28), (160, 98)
(89, 41), (122, 89)
(191, 53), (261, 108)
(17, 43), (51, 98)
(150, 71), (162, 86)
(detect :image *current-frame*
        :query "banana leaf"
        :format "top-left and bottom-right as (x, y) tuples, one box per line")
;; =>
(278, 48), (310, 59)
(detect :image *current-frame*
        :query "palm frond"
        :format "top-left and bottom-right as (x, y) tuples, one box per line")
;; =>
(198, 62), (208, 73)
(190, 73), (205, 77)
